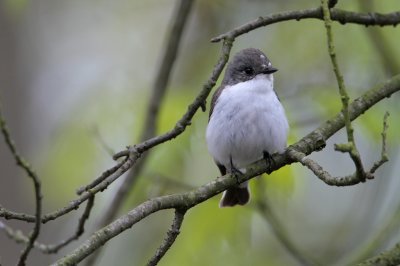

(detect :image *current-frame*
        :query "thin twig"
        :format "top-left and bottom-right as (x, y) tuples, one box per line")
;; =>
(0, 206), (36, 223)
(287, 112), (390, 186)
(0, 221), (33, 246)
(42, 152), (139, 223)
(42, 194), (95, 254)
(147, 209), (186, 266)
(52, 74), (400, 265)
(0, 153), (136, 224)
(370, 112), (389, 174)
(287, 149), (362, 186)
(76, 158), (127, 195)
(321, 0), (369, 182)
(0, 104), (42, 266)
(0, 195), (95, 254)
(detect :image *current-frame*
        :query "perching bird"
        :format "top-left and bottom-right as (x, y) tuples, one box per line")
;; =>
(206, 48), (289, 207)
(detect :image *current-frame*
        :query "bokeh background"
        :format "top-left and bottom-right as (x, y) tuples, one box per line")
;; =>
(0, 0), (399, 265)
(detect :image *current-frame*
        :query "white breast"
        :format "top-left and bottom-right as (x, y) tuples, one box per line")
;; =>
(206, 74), (289, 169)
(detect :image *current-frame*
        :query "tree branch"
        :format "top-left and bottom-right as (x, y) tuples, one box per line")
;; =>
(147, 208), (186, 266)
(211, 8), (400, 42)
(52, 74), (400, 265)
(321, 0), (368, 183)
(0, 195), (95, 254)
(42, 194), (95, 254)
(357, 243), (400, 266)
(76, 158), (127, 195)
(0, 104), (42, 266)
(0, 206), (36, 223)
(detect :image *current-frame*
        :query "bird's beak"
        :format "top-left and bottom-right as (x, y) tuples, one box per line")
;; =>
(262, 66), (278, 74)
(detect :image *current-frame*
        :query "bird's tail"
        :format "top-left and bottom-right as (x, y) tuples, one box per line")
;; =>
(219, 182), (250, 207)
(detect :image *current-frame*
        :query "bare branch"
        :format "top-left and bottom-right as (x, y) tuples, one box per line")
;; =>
(52, 74), (400, 265)
(76, 158), (127, 195)
(321, 0), (369, 183)
(357, 243), (400, 266)
(0, 206), (36, 223)
(287, 111), (390, 186)
(287, 149), (363, 186)
(0, 104), (42, 266)
(0, 154), (135, 224)
(42, 152), (139, 223)
(0, 195), (95, 254)
(147, 209), (186, 266)
(211, 8), (400, 42)
(42, 194), (95, 254)
(370, 112), (390, 174)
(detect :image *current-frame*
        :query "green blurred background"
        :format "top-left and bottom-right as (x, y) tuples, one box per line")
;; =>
(0, 0), (399, 265)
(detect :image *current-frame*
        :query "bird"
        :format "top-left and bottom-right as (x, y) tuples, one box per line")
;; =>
(206, 48), (289, 207)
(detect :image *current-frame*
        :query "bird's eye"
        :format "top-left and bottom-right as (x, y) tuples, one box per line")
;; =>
(243, 67), (254, 75)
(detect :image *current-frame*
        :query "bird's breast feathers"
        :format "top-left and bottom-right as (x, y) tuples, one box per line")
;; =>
(206, 75), (289, 168)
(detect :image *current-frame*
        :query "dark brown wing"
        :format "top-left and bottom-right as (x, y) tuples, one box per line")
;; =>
(208, 85), (225, 121)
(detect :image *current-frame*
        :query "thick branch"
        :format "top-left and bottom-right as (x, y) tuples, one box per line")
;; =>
(53, 74), (400, 265)
(211, 8), (400, 42)
(357, 243), (400, 266)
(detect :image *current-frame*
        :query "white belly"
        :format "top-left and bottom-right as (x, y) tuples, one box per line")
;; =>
(206, 75), (288, 169)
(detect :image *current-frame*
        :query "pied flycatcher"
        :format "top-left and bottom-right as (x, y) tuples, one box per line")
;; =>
(206, 48), (289, 207)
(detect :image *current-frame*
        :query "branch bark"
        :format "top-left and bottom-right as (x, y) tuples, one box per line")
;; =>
(357, 243), (400, 266)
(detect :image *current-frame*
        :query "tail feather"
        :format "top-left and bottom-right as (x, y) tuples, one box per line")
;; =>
(219, 184), (250, 207)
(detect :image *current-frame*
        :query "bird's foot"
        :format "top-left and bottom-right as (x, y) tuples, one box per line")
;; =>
(263, 151), (275, 174)
(230, 156), (243, 184)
